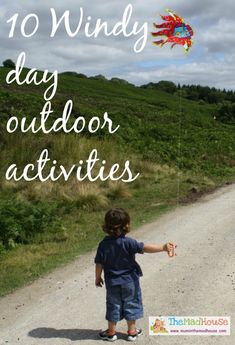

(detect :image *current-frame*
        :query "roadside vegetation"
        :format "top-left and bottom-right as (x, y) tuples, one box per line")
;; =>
(0, 65), (234, 296)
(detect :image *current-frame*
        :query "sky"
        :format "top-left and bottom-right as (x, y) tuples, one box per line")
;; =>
(0, 0), (234, 89)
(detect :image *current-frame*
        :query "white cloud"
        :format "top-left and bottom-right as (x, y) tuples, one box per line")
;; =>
(125, 60), (235, 90)
(0, 0), (234, 89)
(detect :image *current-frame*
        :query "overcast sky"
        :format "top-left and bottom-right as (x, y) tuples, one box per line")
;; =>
(0, 0), (234, 89)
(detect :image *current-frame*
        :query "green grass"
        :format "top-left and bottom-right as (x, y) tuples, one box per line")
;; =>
(0, 178), (174, 297)
(0, 66), (234, 297)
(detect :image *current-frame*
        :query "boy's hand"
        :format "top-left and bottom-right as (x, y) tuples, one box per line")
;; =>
(95, 276), (104, 287)
(164, 242), (177, 257)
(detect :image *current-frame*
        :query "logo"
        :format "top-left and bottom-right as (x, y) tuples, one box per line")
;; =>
(150, 318), (169, 334)
(149, 316), (230, 336)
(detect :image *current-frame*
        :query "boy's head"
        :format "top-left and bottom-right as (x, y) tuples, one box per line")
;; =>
(103, 208), (130, 237)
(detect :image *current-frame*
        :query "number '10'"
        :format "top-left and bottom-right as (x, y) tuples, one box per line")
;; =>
(7, 13), (39, 38)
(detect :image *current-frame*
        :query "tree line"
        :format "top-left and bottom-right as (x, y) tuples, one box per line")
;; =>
(2, 59), (235, 124)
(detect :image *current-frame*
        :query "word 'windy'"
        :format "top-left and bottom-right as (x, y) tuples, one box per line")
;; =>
(7, 4), (148, 53)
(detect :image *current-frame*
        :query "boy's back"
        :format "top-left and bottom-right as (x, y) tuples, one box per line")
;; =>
(95, 235), (144, 287)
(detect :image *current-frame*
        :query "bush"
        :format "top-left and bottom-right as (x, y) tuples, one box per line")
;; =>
(111, 78), (130, 85)
(0, 198), (58, 249)
(90, 74), (107, 81)
(107, 182), (132, 200)
(3, 59), (15, 69)
(77, 73), (87, 79)
(216, 103), (235, 124)
(60, 71), (78, 77)
(156, 81), (177, 94)
(141, 81), (177, 94)
(59, 72), (87, 79)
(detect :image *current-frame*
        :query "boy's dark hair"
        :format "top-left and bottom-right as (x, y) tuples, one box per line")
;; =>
(103, 208), (130, 237)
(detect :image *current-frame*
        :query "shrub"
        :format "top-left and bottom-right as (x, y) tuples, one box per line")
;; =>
(141, 81), (177, 94)
(216, 103), (235, 124)
(77, 73), (87, 79)
(111, 78), (130, 85)
(107, 182), (132, 200)
(0, 198), (58, 249)
(59, 72), (87, 79)
(60, 71), (78, 77)
(156, 81), (177, 94)
(3, 59), (15, 69)
(90, 74), (107, 81)
(74, 184), (109, 210)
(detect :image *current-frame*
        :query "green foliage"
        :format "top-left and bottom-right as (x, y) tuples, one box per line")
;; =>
(0, 197), (58, 249)
(0, 66), (234, 296)
(90, 74), (107, 81)
(111, 77), (132, 86)
(0, 66), (234, 176)
(59, 71), (87, 79)
(77, 73), (88, 79)
(2, 59), (15, 69)
(0, 66), (234, 254)
(180, 84), (235, 105)
(156, 80), (177, 94)
(216, 103), (235, 124)
(141, 80), (177, 94)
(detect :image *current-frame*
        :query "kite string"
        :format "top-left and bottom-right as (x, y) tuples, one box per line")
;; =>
(177, 86), (182, 210)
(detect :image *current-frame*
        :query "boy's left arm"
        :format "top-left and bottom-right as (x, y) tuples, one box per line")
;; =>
(144, 242), (177, 256)
(95, 263), (104, 287)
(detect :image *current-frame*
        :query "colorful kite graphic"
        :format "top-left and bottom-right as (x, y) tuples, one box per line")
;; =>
(152, 9), (194, 52)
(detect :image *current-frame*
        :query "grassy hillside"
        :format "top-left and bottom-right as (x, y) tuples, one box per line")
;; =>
(0, 67), (234, 296)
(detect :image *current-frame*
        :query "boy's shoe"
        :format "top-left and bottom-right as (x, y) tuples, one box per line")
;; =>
(127, 328), (143, 341)
(99, 330), (117, 342)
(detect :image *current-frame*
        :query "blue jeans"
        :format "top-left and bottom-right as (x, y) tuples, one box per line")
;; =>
(106, 280), (144, 322)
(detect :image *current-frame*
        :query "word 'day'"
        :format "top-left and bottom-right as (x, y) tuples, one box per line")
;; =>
(6, 52), (58, 101)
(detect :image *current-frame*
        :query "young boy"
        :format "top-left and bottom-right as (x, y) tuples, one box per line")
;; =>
(95, 208), (176, 342)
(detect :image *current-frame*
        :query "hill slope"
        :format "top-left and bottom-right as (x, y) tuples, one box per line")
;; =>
(0, 67), (234, 296)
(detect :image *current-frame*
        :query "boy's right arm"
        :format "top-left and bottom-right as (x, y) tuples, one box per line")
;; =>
(95, 263), (104, 287)
(144, 243), (177, 257)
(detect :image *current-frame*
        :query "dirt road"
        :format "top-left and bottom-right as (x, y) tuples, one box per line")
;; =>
(0, 185), (234, 345)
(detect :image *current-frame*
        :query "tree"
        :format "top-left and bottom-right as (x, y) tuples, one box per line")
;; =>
(3, 59), (15, 69)
(90, 74), (107, 81)
(187, 90), (199, 101)
(156, 80), (177, 94)
(216, 103), (235, 124)
(207, 91), (226, 104)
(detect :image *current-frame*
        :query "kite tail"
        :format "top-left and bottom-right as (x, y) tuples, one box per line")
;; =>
(153, 39), (165, 46)
(151, 29), (171, 37)
(171, 43), (178, 49)
(153, 22), (173, 29)
(161, 15), (174, 21)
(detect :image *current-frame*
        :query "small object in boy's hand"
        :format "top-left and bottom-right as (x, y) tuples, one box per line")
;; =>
(167, 243), (177, 257)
